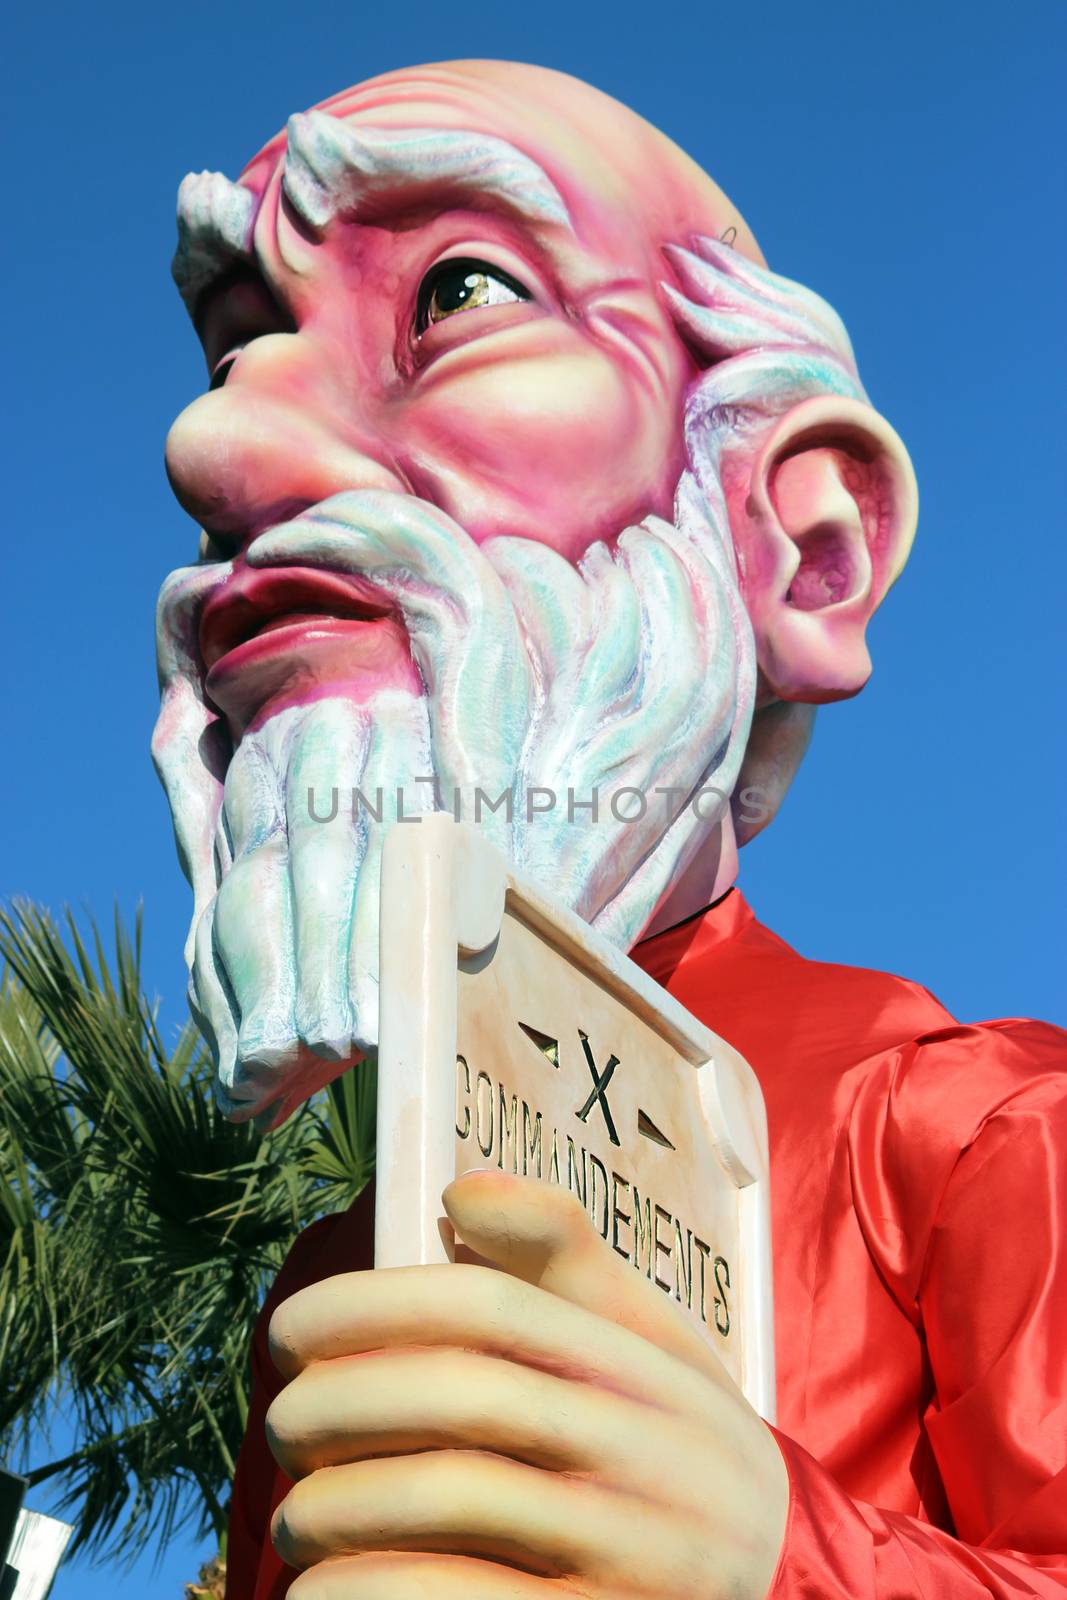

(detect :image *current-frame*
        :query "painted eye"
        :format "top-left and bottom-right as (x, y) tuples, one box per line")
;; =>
(415, 258), (530, 334)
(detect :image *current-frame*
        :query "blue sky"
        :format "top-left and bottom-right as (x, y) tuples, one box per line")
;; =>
(2, 0), (1064, 1592)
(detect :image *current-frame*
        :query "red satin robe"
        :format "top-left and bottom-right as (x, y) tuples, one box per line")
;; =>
(225, 890), (1067, 1598)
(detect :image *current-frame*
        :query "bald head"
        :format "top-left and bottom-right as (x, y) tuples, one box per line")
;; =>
(243, 61), (762, 257)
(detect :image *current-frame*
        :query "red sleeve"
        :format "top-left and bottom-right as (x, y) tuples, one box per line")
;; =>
(766, 1432), (1067, 1597)
(224, 1296), (290, 1599)
(225, 1190), (376, 1600)
(767, 1020), (1067, 1596)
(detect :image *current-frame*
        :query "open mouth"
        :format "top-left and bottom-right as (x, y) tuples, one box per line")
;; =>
(199, 565), (395, 670)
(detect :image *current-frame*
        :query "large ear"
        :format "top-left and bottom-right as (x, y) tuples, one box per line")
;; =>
(733, 396), (917, 702)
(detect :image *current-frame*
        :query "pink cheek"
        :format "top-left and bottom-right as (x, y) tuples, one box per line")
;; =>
(403, 360), (651, 544)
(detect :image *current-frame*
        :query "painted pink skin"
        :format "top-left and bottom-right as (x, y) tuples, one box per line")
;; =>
(199, 565), (417, 730)
(164, 62), (754, 737)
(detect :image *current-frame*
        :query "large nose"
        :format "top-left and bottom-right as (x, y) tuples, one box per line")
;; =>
(164, 334), (407, 552)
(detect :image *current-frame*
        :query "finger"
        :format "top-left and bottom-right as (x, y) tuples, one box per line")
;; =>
(287, 1551), (581, 1600)
(444, 1171), (732, 1388)
(268, 1262), (714, 1424)
(265, 1344), (651, 1479)
(266, 1345), (772, 1533)
(272, 1449), (687, 1584)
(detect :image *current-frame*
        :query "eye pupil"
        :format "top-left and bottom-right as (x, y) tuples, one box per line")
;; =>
(435, 270), (485, 316)
(417, 257), (529, 333)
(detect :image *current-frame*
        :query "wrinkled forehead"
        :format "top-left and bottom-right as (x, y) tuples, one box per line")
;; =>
(239, 61), (761, 263)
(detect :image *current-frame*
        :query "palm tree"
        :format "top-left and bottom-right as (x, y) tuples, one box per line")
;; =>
(0, 901), (375, 1589)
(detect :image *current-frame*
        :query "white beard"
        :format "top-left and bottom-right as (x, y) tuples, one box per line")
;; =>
(153, 233), (865, 1124)
(154, 472), (755, 1123)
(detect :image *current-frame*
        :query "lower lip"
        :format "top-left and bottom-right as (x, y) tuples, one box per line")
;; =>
(204, 614), (419, 730)
(206, 614), (384, 675)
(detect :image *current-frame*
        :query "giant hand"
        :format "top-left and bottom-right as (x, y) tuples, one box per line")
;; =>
(266, 1170), (789, 1598)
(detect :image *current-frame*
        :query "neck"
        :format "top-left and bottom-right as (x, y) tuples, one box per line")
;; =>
(638, 817), (738, 942)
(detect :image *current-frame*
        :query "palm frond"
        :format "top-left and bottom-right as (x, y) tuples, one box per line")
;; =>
(0, 899), (377, 1565)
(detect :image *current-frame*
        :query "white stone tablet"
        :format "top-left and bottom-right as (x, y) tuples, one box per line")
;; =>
(375, 814), (775, 1420)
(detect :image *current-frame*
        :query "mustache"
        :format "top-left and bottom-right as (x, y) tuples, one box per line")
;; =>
(244, 491), (530, 848)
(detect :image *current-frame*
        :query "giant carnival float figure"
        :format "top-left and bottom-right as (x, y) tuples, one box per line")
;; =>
(153, 60), (1066, 1600)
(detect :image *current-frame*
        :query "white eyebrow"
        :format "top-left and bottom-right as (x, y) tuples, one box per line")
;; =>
(172, 170), (257, 309)
(282, 112), (573, 234)
(172, 116), (573, 314)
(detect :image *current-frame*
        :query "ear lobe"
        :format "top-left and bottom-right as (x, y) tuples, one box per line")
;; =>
(738, 396), (917, 702)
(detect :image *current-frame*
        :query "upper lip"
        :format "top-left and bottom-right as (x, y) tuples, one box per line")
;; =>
(199, 564), (395, 669)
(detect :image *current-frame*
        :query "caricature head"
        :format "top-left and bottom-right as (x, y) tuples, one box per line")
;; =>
(155, 61), (917, 1124)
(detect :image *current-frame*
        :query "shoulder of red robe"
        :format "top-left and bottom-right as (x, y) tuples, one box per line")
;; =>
(846, 1015), (1067, 1317)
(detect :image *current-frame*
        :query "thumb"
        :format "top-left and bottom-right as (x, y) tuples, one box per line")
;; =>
(442, 1169), (730, 1387)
